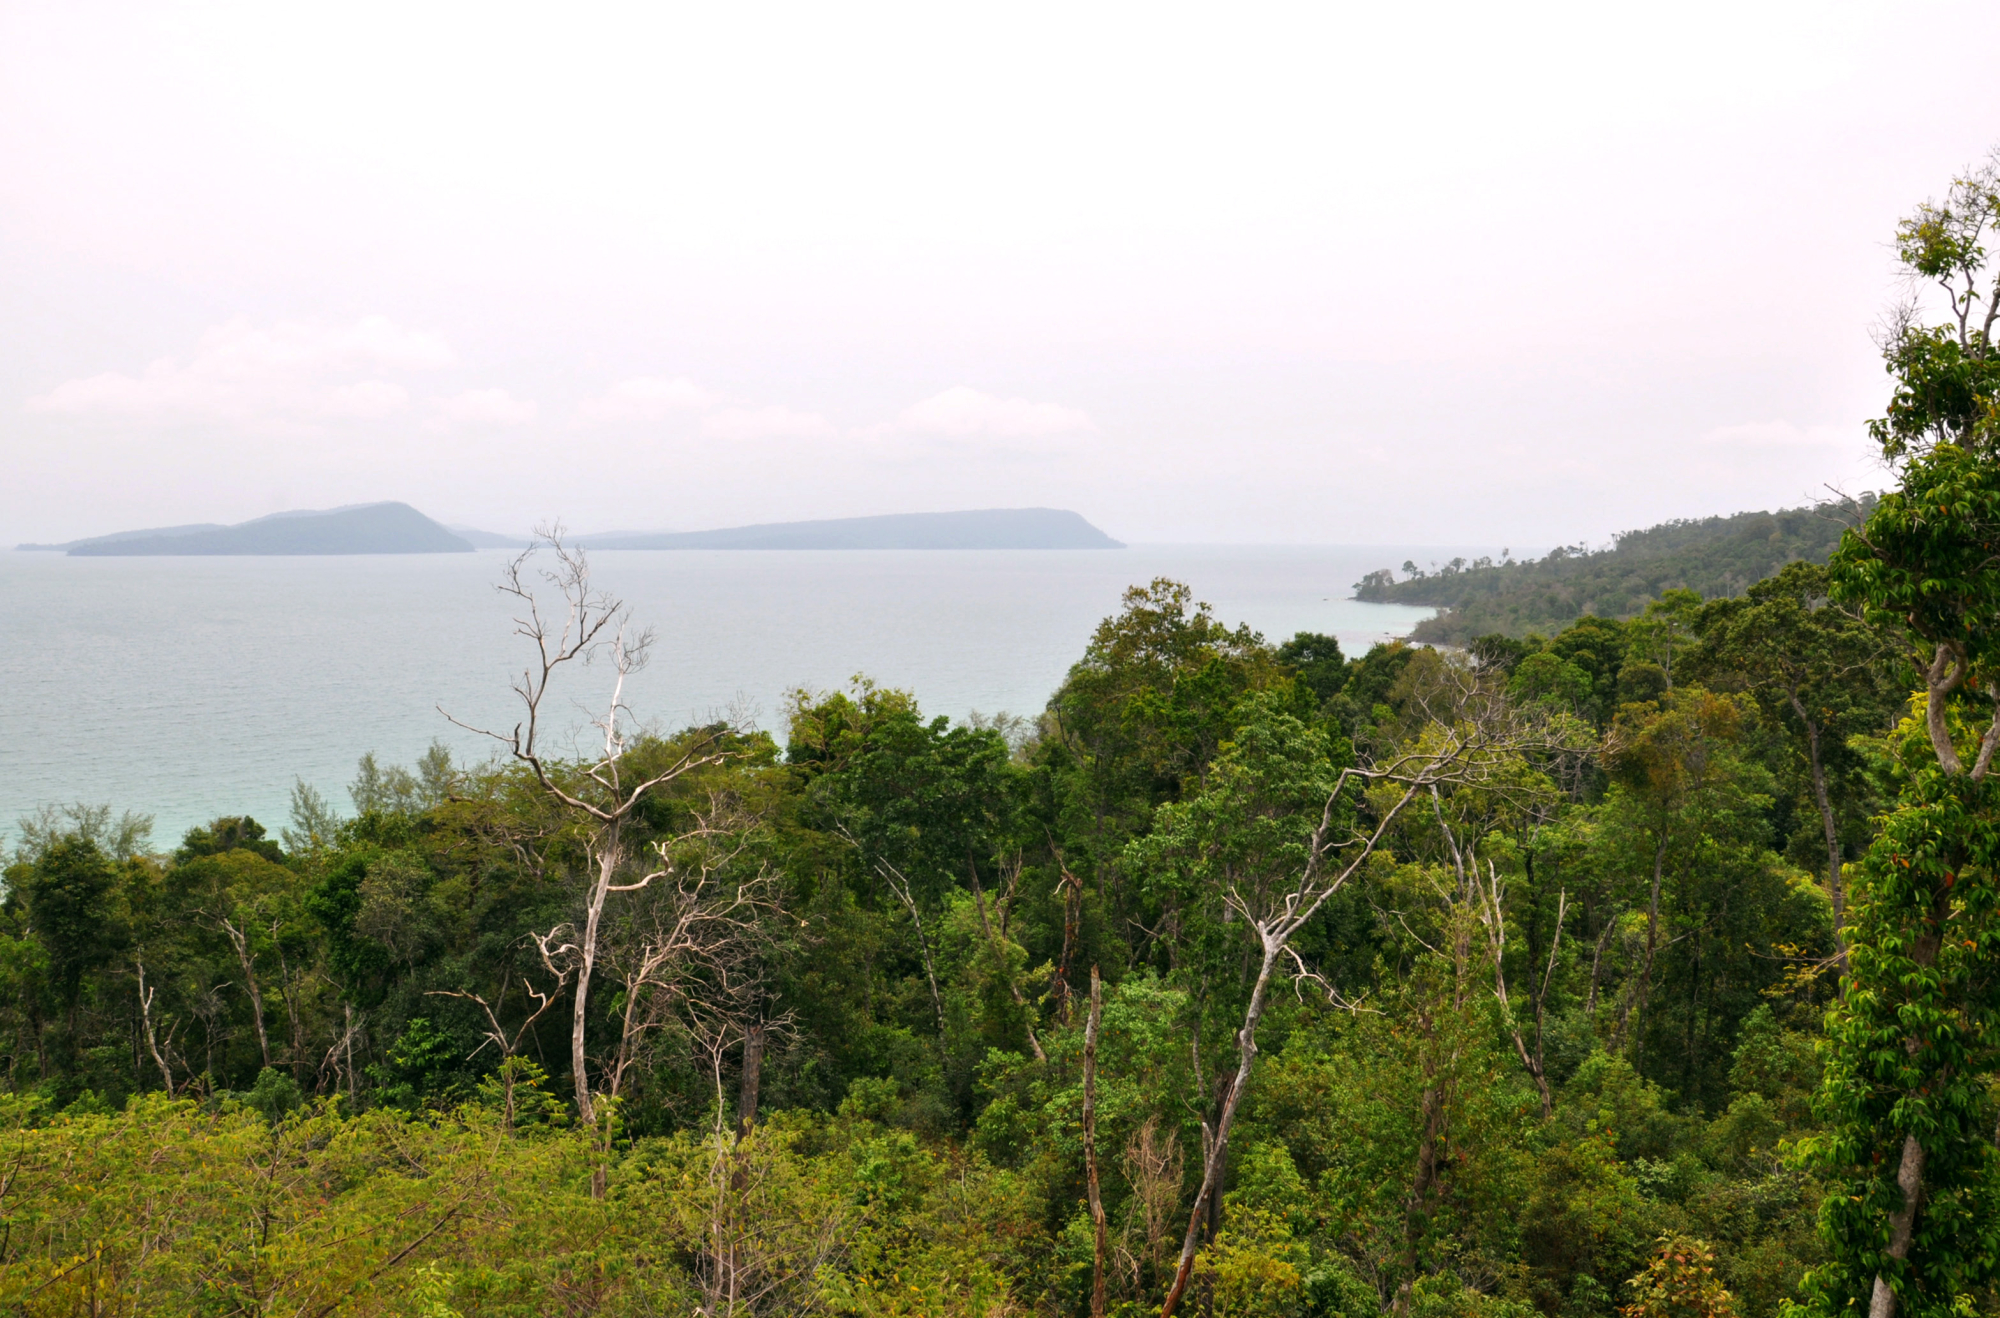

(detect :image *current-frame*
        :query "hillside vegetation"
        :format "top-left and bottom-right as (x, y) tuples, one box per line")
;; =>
(1355, 499), (1873, 643)
(0, 558), (1897, 1316)
(8, 138), (2000, 1318)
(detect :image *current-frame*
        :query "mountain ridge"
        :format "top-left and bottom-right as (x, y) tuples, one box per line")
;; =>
(573, 508), (1122, 550)
(28, 503), (475, 556)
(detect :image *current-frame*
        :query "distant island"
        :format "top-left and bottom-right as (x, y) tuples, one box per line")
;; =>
(19, 503), (475, 556)
(17, 506), (1123, 556)
(573, 508), (1123, 550)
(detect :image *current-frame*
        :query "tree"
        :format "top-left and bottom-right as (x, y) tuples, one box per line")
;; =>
(1868, 149), (2000, 462)
(14, 835), (118, 1078)
(444, 531), (730, 1150)
(1796, 149), (2000, 1318)
(1601, 689), (1752, 1055)
(1134, 661), (1581, 1317)
(174, 843), (304, 1076)
(1277, 631), (1349, 707)
(1694, 560), (1897, 970)
(1623, 1234), (1740, 1318)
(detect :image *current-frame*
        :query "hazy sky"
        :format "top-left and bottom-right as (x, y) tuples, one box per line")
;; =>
(4, 1), (1995, 546)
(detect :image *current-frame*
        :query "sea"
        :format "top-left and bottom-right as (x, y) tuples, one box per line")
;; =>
(0, 545), (1471, 849)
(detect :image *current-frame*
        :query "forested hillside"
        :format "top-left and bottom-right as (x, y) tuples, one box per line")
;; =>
(9, 155), (2000, 1318)
(0, 549), (1912, 1315)
(1354, 500), (1872, 643)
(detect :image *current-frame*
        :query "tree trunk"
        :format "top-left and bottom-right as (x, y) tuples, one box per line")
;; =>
(737, 1023), (764, 1140)
(1792, 699), (1848, 980)
(1924, 646), (1965, 775)
(1615, 833), (1668, 1052)
(1481, 863), (1556, 1119)
(1868, 911), (1946, 1318)
(221, 918), (272, 1070)
(1083, 968), (1108, 1318)
(1054, 861), (1083, 1024)
(875, 860), (947, 1037)
(573, 830), (622, 1200)
(272, 930), (306, 1083)
(1394, 1082), (1449, 1313)
(1585, 912), (1614, 1018)
(1160, 944), (1276, 1318)
(970, 859), (1047, 1062)
(572, 830), (621, 1128)
(1494, 959), (1551, 1118)
(136, 961), (173, 1093)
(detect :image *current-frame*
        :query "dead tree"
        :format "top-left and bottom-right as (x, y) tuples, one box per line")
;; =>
(1158, 663), (1583, 1318)
(428, 958), (569, 1131)
(867, 854), (946, 1037)
(1428, 788), (1569, 1120)
(135, 960), (174, 1093)
(682, 955), (799, 1318)
(1470, 856), (1564, 1118)
(589, 808), (773, 1107)
(208, 912), (271, 1071)
(444, 529), (729, 1137)
(834, 820), (942, 1035)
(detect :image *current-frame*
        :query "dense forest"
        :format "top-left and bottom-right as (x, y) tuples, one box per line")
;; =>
(0, 557), (1911, 1316)
(7, 161), (2000, 1318)
(1354, 502), (1873, 644)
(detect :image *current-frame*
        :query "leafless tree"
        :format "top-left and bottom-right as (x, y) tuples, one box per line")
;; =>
(589, 801), (775, 1106)
(269, 917), (309, 1083)
(1119, 1116), (1184, 1297)
(1472, 858), (1565, 1118)
(1428, 788), (1568, 1119)
(135, 959), (174, 1093)
(317, 1003), (363, 1102)
(443, 529), (731, 1138)
(846, 842), (946, 1037)
(677, 951), (810, 1318)
(206, 911), (271, 1071)
(1158, 662), (1588, 1318)
(428, 959), (569, 1131)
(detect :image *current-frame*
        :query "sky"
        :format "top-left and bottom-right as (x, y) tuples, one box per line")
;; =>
(3, 1), (1996, 547)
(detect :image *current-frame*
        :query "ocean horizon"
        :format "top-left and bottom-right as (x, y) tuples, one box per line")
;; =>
(0, 543), (1486, 847)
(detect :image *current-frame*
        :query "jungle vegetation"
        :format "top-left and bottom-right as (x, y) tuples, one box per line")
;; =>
(1356, 501), (1873, 645)
(5, 156), (2000, 1318)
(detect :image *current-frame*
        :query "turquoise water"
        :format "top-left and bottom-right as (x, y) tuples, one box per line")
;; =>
(0, 545), (1454, 846)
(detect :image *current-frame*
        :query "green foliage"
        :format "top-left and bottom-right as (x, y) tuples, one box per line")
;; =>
(1831, 443), (2000, 679)
(1793, 151), (2000, 1318)
(1792, 770), (2000, 1317)
(1358, 504), (1872, 643)
(1622, 1234), (1740, 1318)
(0, 566), (1921, 1315)
(175, 815), (283, 863)
(1280, 631), (1351, 706)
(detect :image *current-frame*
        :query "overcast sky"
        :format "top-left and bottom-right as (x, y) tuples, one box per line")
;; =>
(3, 1), (1995, 546)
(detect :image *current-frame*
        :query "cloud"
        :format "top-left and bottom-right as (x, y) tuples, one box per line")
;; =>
(428, 388), (537, 430)
(700, 405), (839, 440)
(577, 376), (715, 423)
(890, 386), (1096, 439)
(26, 316), (454, 428)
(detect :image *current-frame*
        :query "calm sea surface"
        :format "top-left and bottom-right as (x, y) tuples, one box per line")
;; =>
(0, 545), (1462, 846)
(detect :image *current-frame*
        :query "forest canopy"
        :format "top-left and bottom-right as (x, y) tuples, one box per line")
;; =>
(0, 564), (1896, 1317)
(1356, 500), (1874, 643)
